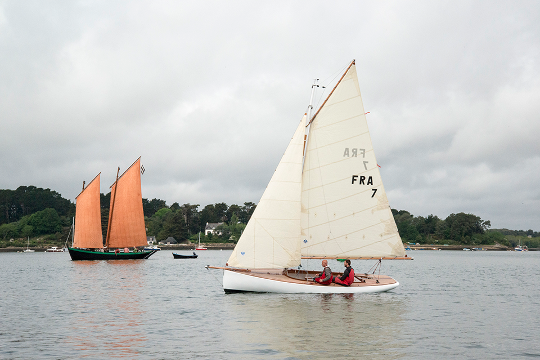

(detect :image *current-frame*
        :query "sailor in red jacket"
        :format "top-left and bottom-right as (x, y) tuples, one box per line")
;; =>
(314, 260), (333, 285)
(333, 259), (354, 286)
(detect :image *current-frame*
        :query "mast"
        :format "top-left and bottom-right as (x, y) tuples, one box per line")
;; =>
(71, 217), (74, 247)
(105, 167), (120, 248)
(302, 78), (326, 170)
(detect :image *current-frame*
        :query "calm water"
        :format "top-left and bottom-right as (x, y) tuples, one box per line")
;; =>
(1, 250), (539, 359)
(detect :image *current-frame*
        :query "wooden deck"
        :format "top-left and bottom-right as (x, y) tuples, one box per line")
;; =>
(223, 268), (398, 288)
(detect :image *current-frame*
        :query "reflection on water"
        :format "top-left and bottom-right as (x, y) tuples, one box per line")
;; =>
(223, 292), (406, 359)
(66, 260), (147, 358)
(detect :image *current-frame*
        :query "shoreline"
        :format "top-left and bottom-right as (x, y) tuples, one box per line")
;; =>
(2, 243), (537, 252)
(0, 243), (237, 252)
(407, 244), (538, 251)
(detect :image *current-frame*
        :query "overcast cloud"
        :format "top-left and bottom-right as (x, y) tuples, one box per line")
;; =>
(0, 1), (538, 230)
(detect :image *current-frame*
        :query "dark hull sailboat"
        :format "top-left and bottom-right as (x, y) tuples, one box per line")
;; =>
(69, 248), (158, 260)
(69, 158), (156, 261)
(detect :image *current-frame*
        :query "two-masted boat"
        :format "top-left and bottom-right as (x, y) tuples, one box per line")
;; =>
(68, 158), (158, 260)
(208, 60), (411, 293)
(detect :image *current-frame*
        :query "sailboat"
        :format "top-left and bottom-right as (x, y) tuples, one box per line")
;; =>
(515, 239), (528, 252)
(196, 231), (207, 250)
(23, 237), (35, 252)
(208, 60), (411, 293)
(68, 158), (158, 260)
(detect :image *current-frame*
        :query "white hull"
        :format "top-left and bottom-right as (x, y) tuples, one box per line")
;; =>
(223, 269), (399, 294)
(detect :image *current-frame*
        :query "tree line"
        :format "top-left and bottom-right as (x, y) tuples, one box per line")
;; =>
(0, 186), (74, 225)
(392, 209), (539, 247)
(1, 185), (538, 248)
(0, 186), (257, 245)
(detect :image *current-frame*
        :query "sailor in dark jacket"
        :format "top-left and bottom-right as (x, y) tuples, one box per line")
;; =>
(314, 260), (333, 285)
(334, 259), (354, 286)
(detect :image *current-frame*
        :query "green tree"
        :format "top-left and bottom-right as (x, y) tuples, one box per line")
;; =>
(0, 186), (73, 225)
(0, 222), (18, 240)
(159, 210), (188, 242)
(142, 198), (167, 217)
(214, 203), (228, 222)
(239, 202), (256, 224)
(28, 208), (62, 235)
(445, 213), (489, 243)
(179, 203), (200, 235)
(226, 204), (242, 225)
(200, 204), (216, 226)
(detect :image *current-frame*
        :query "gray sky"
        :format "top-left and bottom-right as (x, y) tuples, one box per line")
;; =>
(1, 1), (539, 230)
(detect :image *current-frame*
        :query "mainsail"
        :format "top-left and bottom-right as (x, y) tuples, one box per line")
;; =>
(227, 115), (307, 269)
(301, 62), (405, 259)
(106, 158), (148, 249)
(73, 173), (104, 249)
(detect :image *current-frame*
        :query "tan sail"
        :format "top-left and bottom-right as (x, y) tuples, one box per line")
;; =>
(227, 115), (306, 269)
(73, 174), (104, 249)
(106, 158), (147, 248)
(301, 62), (405, 259)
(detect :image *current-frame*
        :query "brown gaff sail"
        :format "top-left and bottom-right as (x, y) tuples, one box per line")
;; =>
(106, 158), (147, 249)
(73, 173), (104, 249)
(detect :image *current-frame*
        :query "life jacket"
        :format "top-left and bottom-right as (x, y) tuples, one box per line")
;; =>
(335, 267), (355, 286)
(314, 267), (333, 285)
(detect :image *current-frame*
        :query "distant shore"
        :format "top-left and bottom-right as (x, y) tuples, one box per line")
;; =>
(2, 243), (537, 252)
(0, 243), (236, 252)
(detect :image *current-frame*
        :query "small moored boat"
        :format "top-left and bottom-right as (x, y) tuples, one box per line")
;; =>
(195, 232), (207, 250)
(173, 252), (198, 259)
(46, 247), (65, 252)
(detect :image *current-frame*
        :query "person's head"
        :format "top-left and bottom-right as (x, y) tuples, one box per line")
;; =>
(344, 259), (351, 267)
(322, 260), (328, 267)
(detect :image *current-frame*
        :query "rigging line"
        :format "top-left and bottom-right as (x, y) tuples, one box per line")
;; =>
(311, 61), (352, 120)
(206, 266), (224, 286)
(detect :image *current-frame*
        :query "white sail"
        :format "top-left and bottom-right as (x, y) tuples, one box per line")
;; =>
(227, 115), (307, 269)
(301, 63), (405, 258)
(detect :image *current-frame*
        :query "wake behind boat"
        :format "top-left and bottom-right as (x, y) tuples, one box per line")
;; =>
(208, 60), (411, 293)
(68, 158), (157, 261)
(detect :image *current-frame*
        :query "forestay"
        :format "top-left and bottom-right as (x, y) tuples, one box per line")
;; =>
(301, 63), (405, 259)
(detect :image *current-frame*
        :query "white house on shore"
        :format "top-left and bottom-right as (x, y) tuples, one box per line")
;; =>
(147, 236), (156, 245)
(159, 237), (178, 245)
(205, 222), (223, 236)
